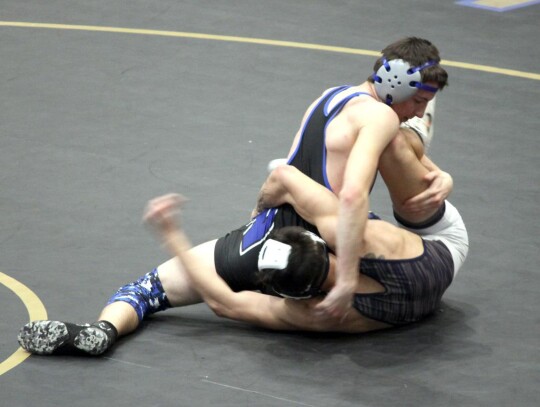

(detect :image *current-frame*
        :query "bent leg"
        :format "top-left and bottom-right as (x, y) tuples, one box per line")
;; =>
(378, 130), (438, 224)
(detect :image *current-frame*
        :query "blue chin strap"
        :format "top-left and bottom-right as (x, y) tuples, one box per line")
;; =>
(372, 58), (439, 105)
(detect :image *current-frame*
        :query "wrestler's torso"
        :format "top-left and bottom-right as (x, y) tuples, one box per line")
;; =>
(353, 239), (454, 326)
(215, 87), (370, 291)
(214, 205), (317, 293)
(215, 86), (382, 294)
(287, 85), (377, 193)
(352, 201), (468, 326)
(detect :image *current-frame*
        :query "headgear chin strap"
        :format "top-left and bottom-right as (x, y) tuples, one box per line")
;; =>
(372, 58), (439, 105)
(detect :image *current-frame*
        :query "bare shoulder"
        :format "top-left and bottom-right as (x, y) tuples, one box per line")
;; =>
(363, 220), (423, 260)
(357, 99), (398, 124)
(341, 97), (398, 136)
(341, 90), (388, 113)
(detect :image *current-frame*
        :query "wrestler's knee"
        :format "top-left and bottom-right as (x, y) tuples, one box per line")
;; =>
(157, 240), (217, 306)
(107, 269), (172, 322)
(156, 257), (203, 306)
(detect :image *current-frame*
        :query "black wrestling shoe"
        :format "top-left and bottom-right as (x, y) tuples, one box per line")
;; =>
(17, 320), (115, 356)
(72, 325), (111, 355)
(17, 320), (71, 355)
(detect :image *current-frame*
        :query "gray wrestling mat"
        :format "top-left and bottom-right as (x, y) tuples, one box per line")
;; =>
(1, 1), (539, 406)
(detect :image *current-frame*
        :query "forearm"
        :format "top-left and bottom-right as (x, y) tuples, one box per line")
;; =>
(419, 155), (454, 200)
(163, 230), (235, 312)
(335, 191), (368, 285)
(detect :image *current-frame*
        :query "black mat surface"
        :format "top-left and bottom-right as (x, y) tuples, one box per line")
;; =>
(1, 1), (539, 406)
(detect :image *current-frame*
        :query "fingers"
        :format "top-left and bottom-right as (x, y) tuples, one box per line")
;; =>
(405, 192), (442, 209)
(143, 193), (187, 226)
(422, 170), (438, 183)
(315, 301), (352, 320)
(147, 193), (186, 211)
(315, 289), (354, 319)
(404, 190), (431, 206)
(403, 170), (449, 211)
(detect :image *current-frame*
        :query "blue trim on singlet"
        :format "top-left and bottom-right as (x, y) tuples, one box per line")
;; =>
(285, 88), (338, 176)
(240, 208), (278, 254)
(286, 87), (346, 190)
(323, 87), (372, 117)
(287, 86), (374, 191)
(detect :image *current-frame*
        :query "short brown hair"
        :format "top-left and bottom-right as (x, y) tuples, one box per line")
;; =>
(257, 227), (329, 298)
(368, 37), (448, 90)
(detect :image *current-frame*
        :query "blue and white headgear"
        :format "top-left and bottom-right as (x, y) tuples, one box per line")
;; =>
(372, 58), (439, 105)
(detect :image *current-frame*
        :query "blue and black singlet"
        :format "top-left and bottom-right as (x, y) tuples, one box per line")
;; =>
(214, 86), (368, 291)
(214, 86), (460, 326)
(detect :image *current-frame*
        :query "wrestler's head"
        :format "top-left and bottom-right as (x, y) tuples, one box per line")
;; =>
(369, 37), (448, 93)
(367, 37), (448, 117)
(257, 227), (329, 299)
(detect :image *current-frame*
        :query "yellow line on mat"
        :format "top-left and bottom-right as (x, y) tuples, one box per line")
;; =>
(0, 271), (47, 376)
(1, 21), (539, 81)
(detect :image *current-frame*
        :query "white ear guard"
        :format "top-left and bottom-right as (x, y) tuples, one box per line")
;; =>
(258, 239), (292, 271)
(372, 58), (439, 105)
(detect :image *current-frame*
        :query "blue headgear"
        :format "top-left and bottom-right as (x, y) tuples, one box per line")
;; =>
(372, 58), (439, 105)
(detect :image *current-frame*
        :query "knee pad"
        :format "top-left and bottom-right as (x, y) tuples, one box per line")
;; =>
(107, 269), (171, 321)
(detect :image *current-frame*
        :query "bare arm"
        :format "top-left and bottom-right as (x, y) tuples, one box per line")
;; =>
(317, 105), (399, 317)
(252, 168), (289, 216)
(379, 129), (453, 221)
(403, 154), (453, 213)
(253, 165), (339, 247)
(143, 194), (340, 331)
(409, 129), (453, 209)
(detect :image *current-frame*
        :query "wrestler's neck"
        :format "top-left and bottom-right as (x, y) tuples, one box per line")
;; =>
(356, 82), (381, 103)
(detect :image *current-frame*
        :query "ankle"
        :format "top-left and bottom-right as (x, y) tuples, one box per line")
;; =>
(93, 320), (118, 342)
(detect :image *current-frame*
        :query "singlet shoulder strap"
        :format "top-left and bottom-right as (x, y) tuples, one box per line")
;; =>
(324, 87), (373, 117)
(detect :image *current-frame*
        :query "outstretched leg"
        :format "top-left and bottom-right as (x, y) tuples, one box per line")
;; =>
(17, 240), (216, 356)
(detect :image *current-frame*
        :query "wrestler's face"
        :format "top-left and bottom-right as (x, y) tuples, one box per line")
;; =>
(391, 82), (438, 123)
